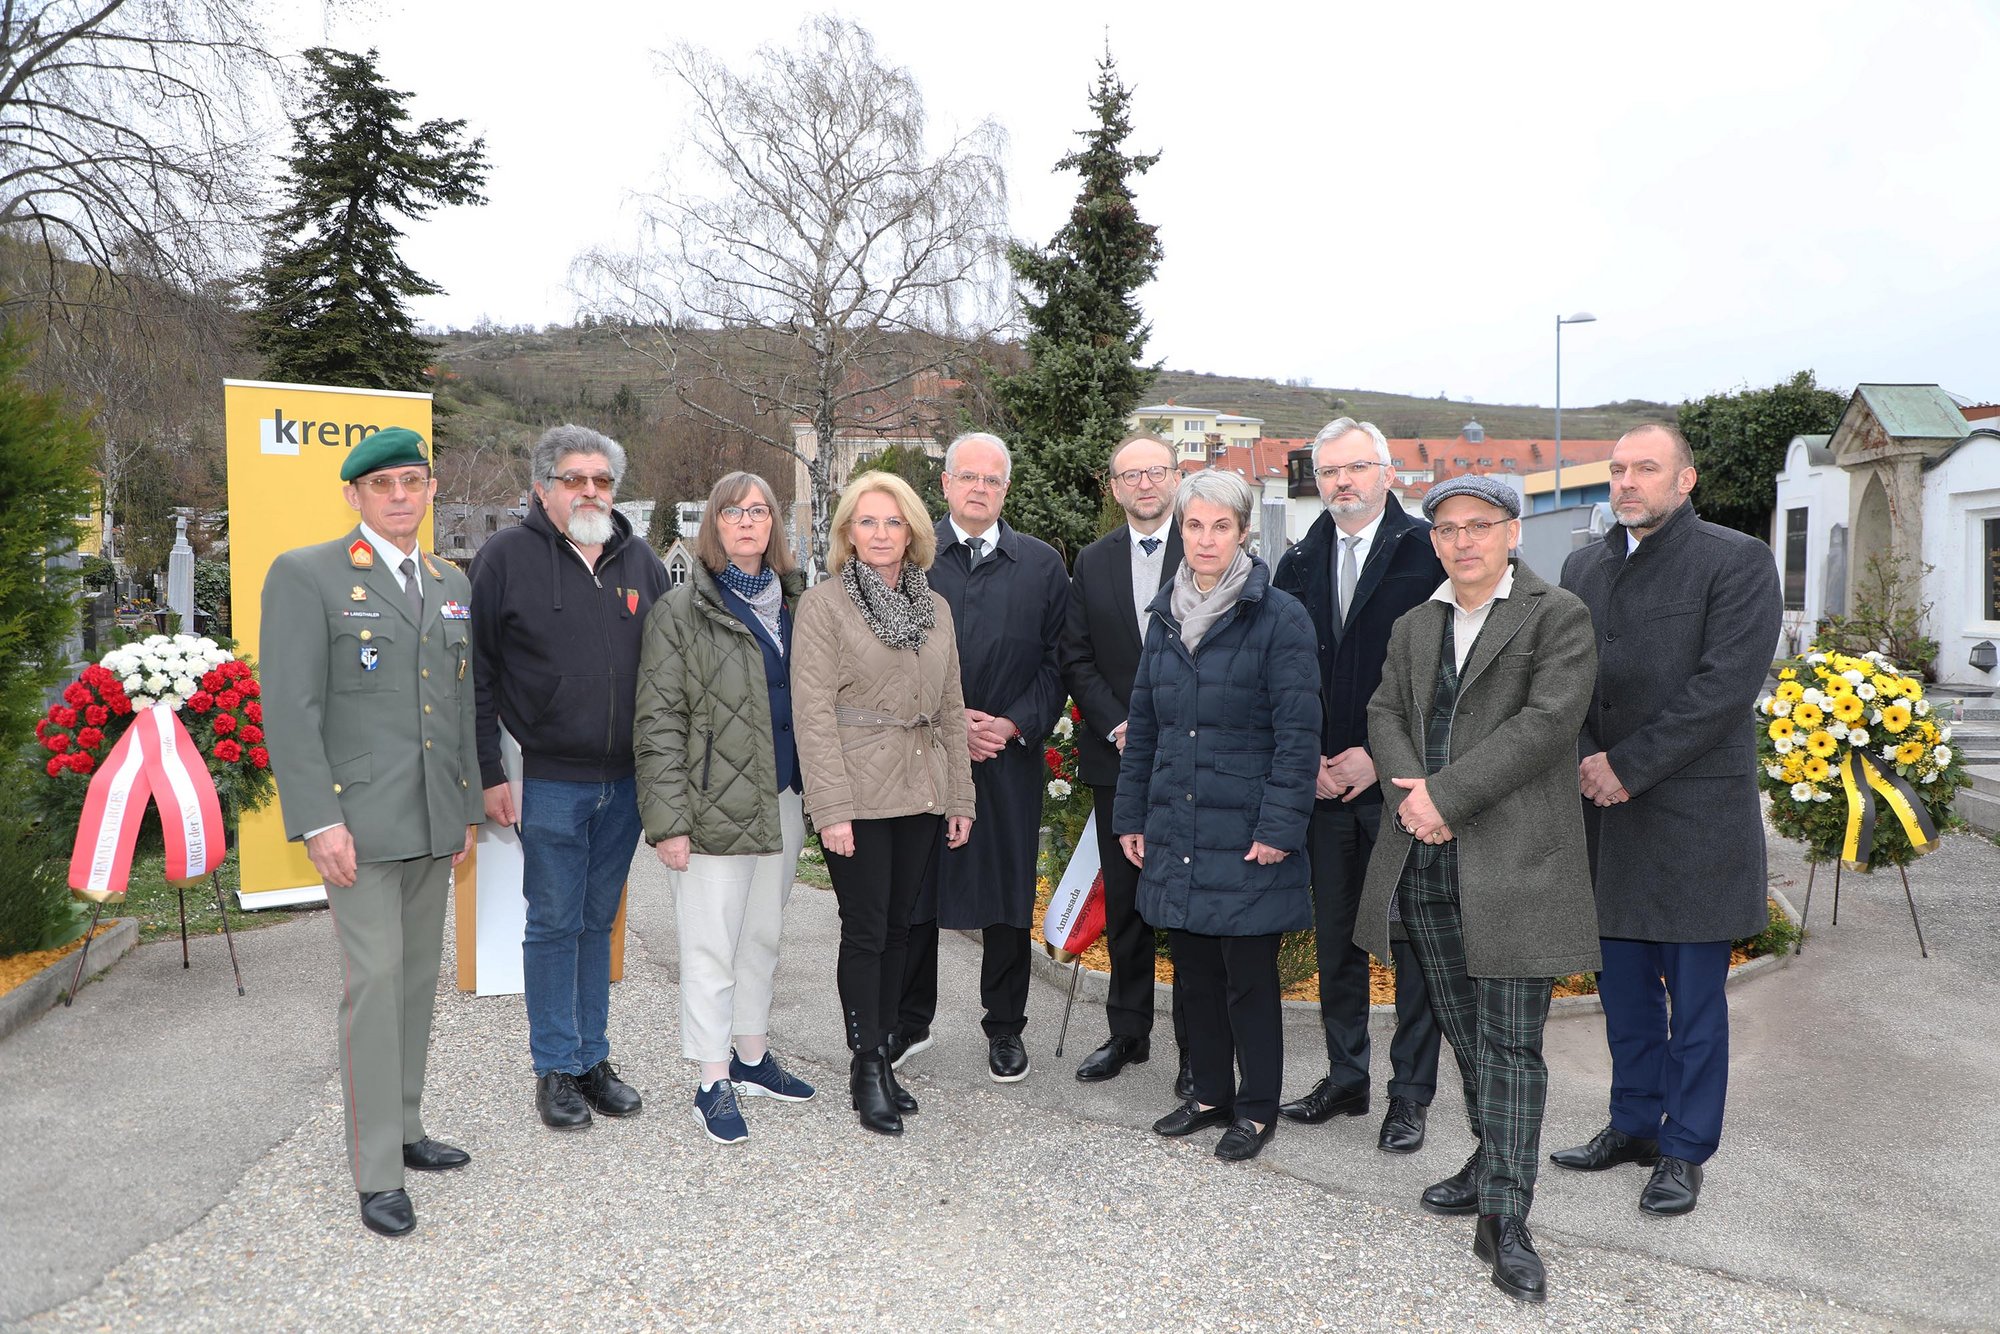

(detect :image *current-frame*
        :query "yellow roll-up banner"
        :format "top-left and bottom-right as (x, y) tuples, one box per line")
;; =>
(223, 379), (433, 908)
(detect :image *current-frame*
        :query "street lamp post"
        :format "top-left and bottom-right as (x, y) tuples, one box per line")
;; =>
(1553, 311), (1597, 510)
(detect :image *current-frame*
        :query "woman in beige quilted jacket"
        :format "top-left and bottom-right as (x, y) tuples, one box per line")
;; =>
(634, 472), (816, 1146)
(792, 471), (975, 1135)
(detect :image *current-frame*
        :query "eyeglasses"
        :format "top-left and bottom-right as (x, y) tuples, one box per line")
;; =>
(1431, 519), (1508, 543)
(720, 504), (773, 524)
(355, 470), (431, 495)
(553, 472), (616, 493)
(1113, 465), (1172, 487)
(947, 470), (1007, 491)
(1315, 462), (1382, 481)
(852, 516), (908, 533)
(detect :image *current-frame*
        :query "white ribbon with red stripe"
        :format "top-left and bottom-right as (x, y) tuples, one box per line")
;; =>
(68, 703), (226, 900)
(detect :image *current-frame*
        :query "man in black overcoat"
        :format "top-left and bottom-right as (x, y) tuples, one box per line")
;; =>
(1271, 418), (1444, 1154)
(1058, 435), (1189, 1085)
(894, 432), (1068, 1083)
(1551, 423), (1782, 1217)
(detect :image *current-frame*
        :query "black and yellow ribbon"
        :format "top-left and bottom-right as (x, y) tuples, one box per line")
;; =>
(1838, 749), (1941, 869)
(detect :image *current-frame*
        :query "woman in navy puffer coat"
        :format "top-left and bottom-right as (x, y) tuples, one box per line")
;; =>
(1114, 470), (1320, 1162)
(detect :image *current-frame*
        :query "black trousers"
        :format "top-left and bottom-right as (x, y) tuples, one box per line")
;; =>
(1092, 784), (1187, 1052)
(1309, 799), (1442, 1102)
(1172, 929), (1283, 1124)
(824, 814), (941, 1053)
(899, 918), (1031, 1040)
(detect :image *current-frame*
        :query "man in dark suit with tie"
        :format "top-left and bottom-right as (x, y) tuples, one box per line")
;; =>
(1058, 435), (1189, 1085)
(1272, 418), (1444, 1152)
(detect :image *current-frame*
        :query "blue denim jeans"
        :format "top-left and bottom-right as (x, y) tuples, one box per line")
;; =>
(520, 776), (642, 1076)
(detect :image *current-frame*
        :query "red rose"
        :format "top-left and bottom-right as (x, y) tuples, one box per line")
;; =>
(85, 704), (109, 726)
(244, 701), (263, 723)
(68, 752), (94, 775)
(109, 695), (132, 716)
(46, 757), (64, 777)
(77, 726), (104, 750)
(202, 670), (227, 692)
(48, 733), (71, 753)
(212, 712), (237, 736)
(64, 681), (91, 707)
(52, 705), (77, 728)
(214, 738), (243, 763)
(187, 691), (214, 713)
(240, 724), (264, 744)
(249, 746), (270, 769)
(217, 689), (243, 710)
(239, 680), (260, 698)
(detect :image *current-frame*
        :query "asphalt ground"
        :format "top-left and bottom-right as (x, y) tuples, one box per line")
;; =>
(3, 825), (1995, 1332)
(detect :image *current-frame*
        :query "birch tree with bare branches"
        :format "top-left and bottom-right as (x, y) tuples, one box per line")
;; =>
(578, 15), (1010, 571)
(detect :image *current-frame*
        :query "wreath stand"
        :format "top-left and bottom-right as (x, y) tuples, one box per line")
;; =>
(1793, 857), (1929, 959)
(63, 868), (247, 1006)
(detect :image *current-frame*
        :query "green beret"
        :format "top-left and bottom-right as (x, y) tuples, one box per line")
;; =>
(340, 427), (431, 481)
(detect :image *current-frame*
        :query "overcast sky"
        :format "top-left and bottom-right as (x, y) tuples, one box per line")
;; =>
(277, 0), (2000, 410)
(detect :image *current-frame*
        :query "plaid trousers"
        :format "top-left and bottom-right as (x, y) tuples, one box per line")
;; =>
(1397, 845), (1555, 1217)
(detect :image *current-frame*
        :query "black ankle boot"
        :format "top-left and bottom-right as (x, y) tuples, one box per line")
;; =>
(877, 1045), (918, 1114)
(850, 1051), (904, 1135)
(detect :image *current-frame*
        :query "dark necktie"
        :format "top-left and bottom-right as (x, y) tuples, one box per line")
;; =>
(965, 535), (987, 569)
(1138, 537), (1161, 556)
(400, 557), (423, 624)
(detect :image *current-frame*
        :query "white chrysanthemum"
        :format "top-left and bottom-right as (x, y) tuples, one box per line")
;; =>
(1802, 688), (1826, 707)
(1857, 682), (1876, 701)
(1915, 699), (1930, 717)
(1841, 669), (1863, 684)
(1770, 698), (1792, 717)
(1813, 790), (1832, 802)
(1934, 746), (1952, 765)
(1939, 725), (1952, 742)
(1790, 782), (1816, 801)
(1921, 771), (1936, 784)
(1847, 728), (1869, 747)
(1765, 763), (1785, 779)
(1807, 652), (1828, 665)
(1052, 715), (1073, 741)
(1773, 736), (1796, 754)
(1046, 780), (1072, 800)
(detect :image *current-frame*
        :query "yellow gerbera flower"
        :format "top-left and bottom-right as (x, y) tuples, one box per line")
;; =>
(1768, 718), (1796, 741)
(1783, 754), (1806, 781)
(1823, 676), (1853, 699)
(1894, 740), (1925, 765)
(1806, 730), (1838, 758)
(1900, 677), (1922, 699)
(1880, 702), (1911, 733)
(1792, 702), (1823, 728)
(1832, 695), (1865, 722)
(1872, 674), (1900, 697)
(1803, 756), (1830, 781)
(1779, 667), (1798, 681)
(1776, 680), (1805, 702)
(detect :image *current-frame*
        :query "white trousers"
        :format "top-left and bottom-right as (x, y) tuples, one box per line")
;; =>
(670, 790), (807, 1062)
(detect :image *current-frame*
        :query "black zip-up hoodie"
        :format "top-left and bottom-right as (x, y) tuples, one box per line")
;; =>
(469, 499), (669, 787)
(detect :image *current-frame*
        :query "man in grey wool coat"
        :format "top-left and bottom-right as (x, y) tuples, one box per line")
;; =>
(1550, 422), (1782, 1219)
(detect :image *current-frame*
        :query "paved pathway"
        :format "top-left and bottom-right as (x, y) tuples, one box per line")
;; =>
(3, 827), (1995, 1331)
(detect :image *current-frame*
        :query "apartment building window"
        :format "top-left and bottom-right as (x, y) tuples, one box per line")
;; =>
(1783, 507), (1808, 611)
(1183, 420), (1203, 433)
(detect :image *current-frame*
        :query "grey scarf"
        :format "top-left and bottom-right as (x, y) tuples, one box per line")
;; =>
(842, 557), (933, 651)
(1170, 547), (1253, 651)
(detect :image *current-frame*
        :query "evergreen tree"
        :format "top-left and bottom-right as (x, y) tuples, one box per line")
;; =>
(648, 495), (682, 552)
(248, 48), (489, 391)
(852, 443), (945, 518)
(997, 50), (1162, 562)
(1678, 370), (1846, 537)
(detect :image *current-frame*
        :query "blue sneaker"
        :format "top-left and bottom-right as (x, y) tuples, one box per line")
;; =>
(693, 1079), (749, 1144)
(730, 1049), (817, 1103)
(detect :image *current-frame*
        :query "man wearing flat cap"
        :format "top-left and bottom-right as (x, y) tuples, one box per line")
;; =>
(261, 426), (483, 1238)
(1354, 472), (1599, 1304)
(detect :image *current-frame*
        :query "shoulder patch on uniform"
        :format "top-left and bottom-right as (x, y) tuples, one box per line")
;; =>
(348, 539), (374, 569)
(423, 553), (457, 577)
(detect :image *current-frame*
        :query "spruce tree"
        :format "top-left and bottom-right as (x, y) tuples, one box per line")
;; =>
(997, 51), (1162, 562)
(248, 48), (488, 391)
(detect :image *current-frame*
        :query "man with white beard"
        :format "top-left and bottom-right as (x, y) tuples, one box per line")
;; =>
(470, 425), (668, 1131)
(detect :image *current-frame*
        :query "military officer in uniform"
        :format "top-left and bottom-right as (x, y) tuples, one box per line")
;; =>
(261, 427), (484, 1238)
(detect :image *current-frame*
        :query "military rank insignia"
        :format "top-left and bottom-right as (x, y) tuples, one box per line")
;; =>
(351, 585), (368, 602)
(348, 539), (374, 569)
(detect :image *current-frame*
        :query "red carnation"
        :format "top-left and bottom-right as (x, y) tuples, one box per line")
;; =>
(249, 746), (270, 769)
(109, 695), (133, 716)
(77, 726), (104, 750)
(68, 752), (94, 775)
(214, 738), (243, 763)
(239, 680), (260, 699)
(187, 691), (214, 713)
(47, 733), (71, 753)
(34, 718), (48, 739)
(217, 689), (243, 710)
(223, 660), (250, 679)
(46, 757), (64, 777)
(85, 704), (109, 727)
(240, 724), (264, 744)
(64, 681), (91, 707)
(202, 670), (227, 692)
(1044, 747), (1063, 771)
(212, 712), (237, 736)
(244, 701), (263, 723)
(52, 705), (78, 728)
(80, 665), (107, 688)
(1069, 703), (1082, 723)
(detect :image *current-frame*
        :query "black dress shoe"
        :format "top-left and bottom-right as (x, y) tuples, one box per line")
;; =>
(1474, 1213), (1547, 1304)
(1214, 1117), (1275, 1161)
(988, 1033), (1030, 1083)
(885, 1028), (933, 1070)
(402, 1136), (471, 1171)
(359, 1188), (415, 1237)
(1420, 1149), (1483, 1215)
(1277, 1075), (1369, 1124)
(1549, 1124), (1660, 1171)
(1152, 1099), (1233, 1137)
(877, 1045), (919, 1114)
(1076, 1035), (1150, 1082)
(1377, 1096), (1427, 1154)
(1639, 1155), (1704, 1215)
(1174, 1054), (1196, 1102)
(536, 1071), (592, 1131)
(578, 1060), (643, 1117)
